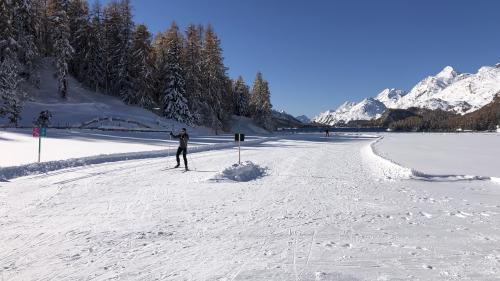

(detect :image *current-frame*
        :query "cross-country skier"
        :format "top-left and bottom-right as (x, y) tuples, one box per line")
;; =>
(170, 128), (190, 171)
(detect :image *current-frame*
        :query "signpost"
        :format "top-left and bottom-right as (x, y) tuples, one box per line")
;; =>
(234, 133), (245, 164)
(33, 127), (46, 163)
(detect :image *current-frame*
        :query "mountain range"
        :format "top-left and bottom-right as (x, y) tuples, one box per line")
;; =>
(314, 64), (500, 125)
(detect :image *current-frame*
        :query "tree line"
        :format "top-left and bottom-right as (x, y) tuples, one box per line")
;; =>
(0, 0), (274, 131)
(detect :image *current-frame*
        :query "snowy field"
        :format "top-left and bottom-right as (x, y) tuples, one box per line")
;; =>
(374, 133), (500, 178)
(0, 128), (265, 167)
(1, 133), (500, 280)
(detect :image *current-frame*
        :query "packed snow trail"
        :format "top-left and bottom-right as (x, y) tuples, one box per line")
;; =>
(1, 134), (500, 280)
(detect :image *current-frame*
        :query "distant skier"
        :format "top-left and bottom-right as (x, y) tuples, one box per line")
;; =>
(35, 110), (52, 128)
(170, 128), (190, 170)
(325, 128), (330, 137)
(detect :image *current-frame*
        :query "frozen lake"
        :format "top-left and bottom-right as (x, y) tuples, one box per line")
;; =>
(374, 132), (500, 178)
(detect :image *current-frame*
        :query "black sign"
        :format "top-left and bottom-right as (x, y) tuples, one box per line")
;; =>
(234, 133), (245, 141)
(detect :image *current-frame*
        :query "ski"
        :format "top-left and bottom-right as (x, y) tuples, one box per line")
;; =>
(161, 167), (179, 171)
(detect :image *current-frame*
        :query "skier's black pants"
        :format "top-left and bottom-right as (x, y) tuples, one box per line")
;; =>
(176, 147), (188, 167)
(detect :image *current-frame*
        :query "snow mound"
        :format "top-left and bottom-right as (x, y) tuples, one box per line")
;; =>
(212, 161), (267, 182)
(361, 137), (413, 181)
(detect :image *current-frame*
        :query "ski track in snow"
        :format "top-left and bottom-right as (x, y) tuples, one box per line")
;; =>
(1, 134), (500, 280)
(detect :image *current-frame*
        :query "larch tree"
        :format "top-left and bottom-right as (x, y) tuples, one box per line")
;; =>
(201, 24), (228, 132)
(152, 31), (168, 104)
(125, 24), (154, 108)
(182, 24), (204, 123)
(103, 0), (133, 97)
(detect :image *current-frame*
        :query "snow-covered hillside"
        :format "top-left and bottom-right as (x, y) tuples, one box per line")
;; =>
(314, 64), (500, 125)
(1, 58), (205, 132)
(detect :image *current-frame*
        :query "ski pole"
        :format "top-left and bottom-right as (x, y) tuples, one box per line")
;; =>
(168, 130), (171, 158)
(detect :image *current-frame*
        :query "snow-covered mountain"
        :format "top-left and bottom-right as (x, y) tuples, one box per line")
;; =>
(295, 115), (311, 124)
(394, 66), (470, 112)
(375, 88), (408, 108)
(314, 64), (500, 125)
(314, 101), (355, 125)
(314, 99), (386, 125)
(417, 66), (500, 114)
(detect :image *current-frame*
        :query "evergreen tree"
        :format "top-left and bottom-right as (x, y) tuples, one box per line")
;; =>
(232, 76), (250, 116)
(12, 0), (40, 81)
(0, 58), (23, 125)
(160, 22), (192, 124)
(0, 0), (24, 124)
(0, 0), (18, 62)
(103, 0), (133, 96)
(48, 0), (73, 98)
(117, 0), (133, 100)
(200, 24), (228, 132)
(67, 0), (89, 80)
(152, 31), (168, 104)
(125, 24), (154, 107)
(250, 72), (273, 130)
(84, 0), (104, 91)
(182, 24), (204, 122)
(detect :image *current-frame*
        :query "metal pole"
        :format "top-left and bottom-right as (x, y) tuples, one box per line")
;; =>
(238, 115), (241, 165)
(169, 124), (173, 159)
(38, 132), (41, 163)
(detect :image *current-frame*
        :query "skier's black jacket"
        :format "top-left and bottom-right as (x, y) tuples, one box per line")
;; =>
(171, 132), (189, 148)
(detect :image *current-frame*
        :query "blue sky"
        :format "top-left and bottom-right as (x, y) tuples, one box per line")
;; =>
(105, 0), (500, 117)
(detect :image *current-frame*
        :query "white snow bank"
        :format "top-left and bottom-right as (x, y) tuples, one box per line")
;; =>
(364, 136), (500, 185)
(361, 137), (413, 181)
(0, 137), (275, 181)
(0, 129), (267, 166)
(211, 161), (267, 182)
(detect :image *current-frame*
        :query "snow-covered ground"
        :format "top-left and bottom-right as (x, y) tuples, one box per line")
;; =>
(374, 133), (500, 178)
(1, 133), (500, 280)
(0, 128), (266, 167)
